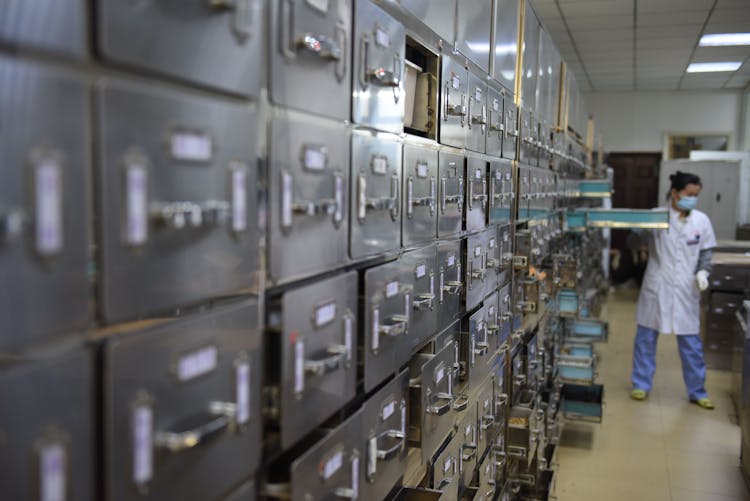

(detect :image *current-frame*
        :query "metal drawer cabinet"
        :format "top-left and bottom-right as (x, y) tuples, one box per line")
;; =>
(517, 166), (531, 221)
(485, 84), (505, 157)
(440, 52), (469, 149)
(497, 283), (513, 350)
(465, 154), (488, 232)
(430, 430), (462, 500)
(350, 130), (403, 260)
(97, 81), (258, 324)
(266, 272), (357, 450)
(502, 98), (519, 161)
(353, 0), (406, 133)
(437, 148), (464, 238)
(489, 160), (515, 226)
(361, 369), (409, 501)
(399, 0), (456, 42)
(519, 109), (538, 167)
(464, 232), (487, 311)
(484, 291), (501, 354)
(0, 58), (91, 348)
(484, 229), (502, 296)
(364, 259), (412, 391)
(409, 333), (459, 463)
(268, 113), (349, 285)
(402, 245), (439, 352)
(497, 224), (514, 288)
(710, 266), (749, 292)
(456, 0), (493, 73)
(265, 410), (361, 501)
(0, 345), (94, 501)
(270, 0), (351, 120)
(461, 306), (496, 388)
(403, 141), (439, 247)
(466, 69), (488, 153)
(0, 0), (86, 58)
(103, 299), (262, 501)
(436, 239), (464, 333)
(98, 0), (262, 97)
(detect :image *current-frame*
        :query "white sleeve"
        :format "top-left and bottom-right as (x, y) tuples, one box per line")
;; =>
(701, 214), (717, 250)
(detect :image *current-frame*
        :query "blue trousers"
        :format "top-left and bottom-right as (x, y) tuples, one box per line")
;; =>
(631, 324), (708, 400)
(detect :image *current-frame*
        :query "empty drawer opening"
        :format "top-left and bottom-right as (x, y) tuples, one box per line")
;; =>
(560, 383), (603, 422)
(404, 37), (438, 140)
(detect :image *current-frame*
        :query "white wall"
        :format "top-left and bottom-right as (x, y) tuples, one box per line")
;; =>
(584, 90), (743, 153)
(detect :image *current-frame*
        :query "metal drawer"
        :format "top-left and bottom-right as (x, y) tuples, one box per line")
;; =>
(269, 0), (351, 120)
(266, 410), (361, 500)
(566, 318), (609, 343)
(466, 70), (488, 153)
(268, 272), (357, 450)
(352, 0), (406, 133)
(486, 85), (504, 157)
(97, 81), (258, 323)
(497, 225), (514, 287)
(489, 160), (514, 225)
(437, 149), (464, 238)
(0, 345), (94, 501)
(1, 0), (86, 58)
(364, 259), (412, 392)
(103, 299), (262, 501)
(456, 0), (492, 73)
(456, 408), (479, 488)
(224, 479), (256, 501)
(517, 166), (530, 220)
(465, 233), (487, 311)
(710, 266), (749, 291)
(498, 283), (513, 350)
(98, 0), (262, 97)
(268, 113), (350, 285)
(361, 369), (409, 501)
(476, 375), (497, 456)
(473, 449), (499, 501)
(403, 245), (439, 351)
(436, 239), (464, 333)
(484, 291), (501, 353)
(501, 98), (519, 161)
(403, 142), (439, 247)
(0, 58), (91, 348)
(465, 155), (488, 232)
(566, 208), (670, 230)
(507, 404), (541, 467)
(350, 130), (403, 260)
(462, 306), (496, 387)
(560, 383), (604, 423)
(519, 109), (538, 167)
(430, 431), (461, 500)
(409, 337), (458, 462)
(440, 53), (469, 149)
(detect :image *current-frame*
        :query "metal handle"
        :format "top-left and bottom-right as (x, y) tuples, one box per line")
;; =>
(359, 36), (369, 89)
(210, 0), (254, 41)
(305, 345), (348, 377)
(452, 393), (469, 412)
(427, 369), (453, 415)
(468, 179), (474, 210)
(467, 94), (473, 130)
(390, 174), (399, 220)
(335, 25), (347, 81)
(445, 86), (467, 118)
(334, 452), (360, 500)
(481, 414), (495, 430)
(378, 315), (408, 337)
(154, 403), (234, 453)
(406, 177), (414, 218)
(414, 294), (435, 311)
(369, 66), (399, 87)
(375, 430), (405, 461)
(150, 200), (231, 230)
(296, 33), (342, 61)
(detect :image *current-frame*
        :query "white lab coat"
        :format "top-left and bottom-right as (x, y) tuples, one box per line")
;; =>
(636, 206), (717, 335)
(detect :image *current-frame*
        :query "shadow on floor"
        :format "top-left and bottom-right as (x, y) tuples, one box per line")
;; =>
(558, 423), (595, 450)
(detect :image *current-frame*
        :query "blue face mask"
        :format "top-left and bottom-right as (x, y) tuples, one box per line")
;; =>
(676, 195), (698, 211)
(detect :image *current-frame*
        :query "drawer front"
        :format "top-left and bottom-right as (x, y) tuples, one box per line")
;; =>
(364, 260), (411, 391)
(488, 160), (514, 225)
(484, 228), (501, 295)
(437, 239), (464, 332)
(497, 224), (513, 287)
(402, 143), (439, 247)
(104, 300), (262, 501)
(98, 0), (262, 97)
(456, 406), (479, 486)
(97, 82), (258, 323)
(440, 53), (469, 149)
(403, 245), (438, 352)
(475, 447), (498, 501)
(361, 369), (409, 500)
(431, 431), (461, 499)
(278, 272), (358, 449)
(350, 130), (402, 259)
(399, 0), (456, 41)
(484, 291), (501, 353)
(269, 114), (350, 285)
(476, 376), (497, 456)
(465, 156), (488, 232)
(290, 411), (361, 501)
(466, 71), (488, 153)
(710, 292), (744, 313)
(465, 233), (487, 311)
(463, 306), (495, 387)
(0, 346), (94, 501)
(486, 86), (504, 157)
(437, 150), (464, 238)
(517, 166), (530, 220)
(1, 0), (86, 58)
(0, 58), (91, 347)
(519, 110), (538, 166)
(352, 0), (406, 133)
(498, 283), (513, 349)
(710, 266), (749, 291)
(269, 0), (352, 120)
(501, 99), (518, 160)
(224, 480), (256, 501)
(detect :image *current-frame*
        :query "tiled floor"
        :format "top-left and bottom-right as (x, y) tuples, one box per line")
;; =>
(554, 288), (750, 501)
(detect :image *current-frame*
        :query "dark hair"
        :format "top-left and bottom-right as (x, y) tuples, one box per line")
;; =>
(666, 170), (701, 199)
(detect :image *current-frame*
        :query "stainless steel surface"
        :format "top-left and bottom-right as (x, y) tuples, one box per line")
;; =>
(519, 109), (539, 167)
(465, 154), (488, 232)
(352, 0), (406, 133)
(0, 0), (86, 58)
(501, 97), (519, 161)
(364, 259), (412, 392)
(430, 428), (461, 499)
(466, 70), (488, 153)
(462, 305), (496, 388)
(272, 272), (358, 449)
(361, 369), (409, 500)
(484, 291), (501, 354)
(437, 239), (464, 333)
(399, 0), (456, 43)
(484, 228), (502, 294)
(0, 344), (94, 501)
(521, 3), (539, 110)
(455, 0), (493, 74)
(402, 245), (439, 352)
(437, 148), (465, 238)
(476, 375), (497, 456)
(402, 141), (439, 247)
(465, 232), (487, 311)
(350, 129), (403, 260)
(456, 405), (479, 487)
(103, 299), (262, 501)
(97, 81), (259, 323)
(268, 112), (350, 285)
(269, 0), (352, 120)
(493, 0), (519, 92)
(440, 52), (468, 149)
(98, 0), (263, 97)
(0, 57), (91, 348)
(497, 225), (513, 288)
(486, 84), (505, 157)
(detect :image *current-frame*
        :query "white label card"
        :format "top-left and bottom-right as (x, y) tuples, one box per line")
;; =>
(435, 366), (445, 385)
(236, 361), (250, 426)
(125, 162), (148, 246)
(303, 146), (327, 171)
(177, 345), (218, 382)
(416, 264), (426, 279)
(383, 400), (396, 421)
(490, 239), (496, 248)
(35, 160), (64, 256)
(294, 338), (305, 394)
(372, 308), (380, 351)
(372, 156), (388, 175)
(386, 281), (399, 298)
(322, 450), (344, 480)
(444, 457), (452, 473)
(133, 406), (153, 486)
(448, 255), (455, 267)
(475, 88), (482, 100)
(417, 162), (429, 178)
(315, 302), (337, 327)
(281, 171), (293, 228)
(170, 130), (212, 162)
(493, 99), (500, 111)
(375, 27), (390, 47)
(231, 165), (247, 233)
(40, 443), (66, 501)
(475, 169), (482, 179)
(452, 75), (460, 90)
(475, 246), (481, 257)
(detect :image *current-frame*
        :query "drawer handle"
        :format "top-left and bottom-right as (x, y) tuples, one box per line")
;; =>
(452, 394), (469, 412)
(297, 33), (342, 61)
(379, 315), (408, 337)
(304, 345), (347, 377)
(426, 392), (453, 416)
(413, 292), (435, 311)
(154, 403), (234, 453)
(481, 414), (495, 430)
(375, 429), (406, 461)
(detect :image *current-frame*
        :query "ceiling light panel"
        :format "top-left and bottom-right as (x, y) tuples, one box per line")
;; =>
(686, 61), (743, 72)
(699, 33), (750, 46)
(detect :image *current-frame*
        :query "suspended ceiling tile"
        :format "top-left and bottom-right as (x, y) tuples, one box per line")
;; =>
(560, 1), (634, 18)
(693, 46), (750, 60)
(716, 0), (750, 6)
(566, 16), (634, 30)
(704, 20), (750, 33)
(637, 25), (703, 39)
(636, 37), (703, 49)
(724, 75), (750, 88)
(637, 10), (712, 27)
(638, 0), (715, 13)
(573, 29), (633, 42)
(708, 7), (750, 23)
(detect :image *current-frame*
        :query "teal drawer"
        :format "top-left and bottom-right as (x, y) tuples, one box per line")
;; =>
(560, 384), (603, 422)
(564, 211), (587, 232)
(568, 319), (608, 342)
(557, 291), (578, 316)
(585, 208), (669, 229)
(579, 180), (612, 198)
(558, 363), (595, 385)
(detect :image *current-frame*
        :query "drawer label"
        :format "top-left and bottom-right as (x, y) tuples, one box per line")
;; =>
(475, 169), (482, 179)
(448, 255), (456, 267)
(416, 264), (426, 279)
(132, 405), (153, 486)
(321, 449), (344, 480)
(444, 457), (452, 473)
(475, 246), (481, 257)
(386, 281), (399, 298)
(490, 238), (496, 249)
(382, 399), (396, 421)
(170, 130), (212, 162)
(281, 171), (294, 228)
(372, 155), (388, 175)
(39, 442), (66, 501)
(493, 99), (500, 111)
(303, 145), (327, 171)
(315, 301), (337, 328)
(435, 365), (445, 385)
(344, 315), (353, 361)
(177, 345), (218, 382)
(417, 162), (429, 178)
(236, 360), (250, 426)
(351, 454), (359, 498)
(452, 75), (460, 90)
(475, 88), (482, 101)
(375, 27), (391, 48)
(35, 159), (63, 256)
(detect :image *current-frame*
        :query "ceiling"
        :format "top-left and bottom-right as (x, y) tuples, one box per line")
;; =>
(531, 0), (750, 91)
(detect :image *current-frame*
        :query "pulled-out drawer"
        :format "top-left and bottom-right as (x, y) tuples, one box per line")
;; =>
(566, 318), (608, 343)
(557, 344), (596, 386)
(476, 375), (498, 456)
(456, 409), (479, 488)
(507, 405), (540, 467)
(461, 306), (497, 387)
(103, 299), (262, 501)
(560, 383), (604, 422)
(430, 431), (462, 500)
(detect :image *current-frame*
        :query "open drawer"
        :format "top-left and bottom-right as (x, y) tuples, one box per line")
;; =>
(557, 347), (596, 386)
(560, 384), (604, 423)
(557, 290), (579, 316)
(566, 318), (608, 343)
(578, 180), (611, 198)
(566, 208), (669, 230)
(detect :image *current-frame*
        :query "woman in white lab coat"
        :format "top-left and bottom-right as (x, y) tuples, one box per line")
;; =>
(631, 171), (717, 409)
